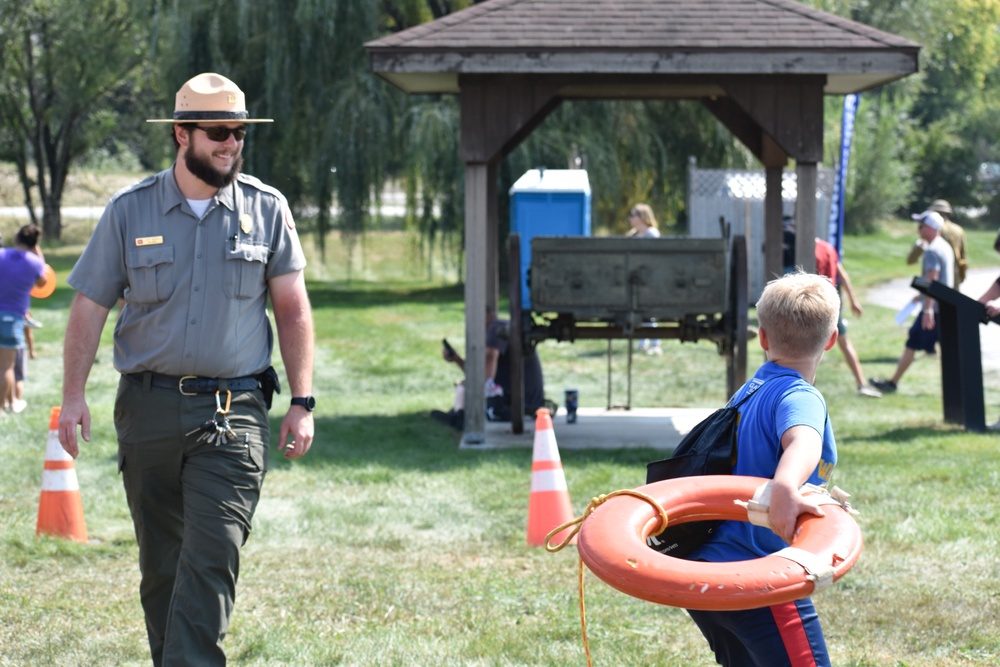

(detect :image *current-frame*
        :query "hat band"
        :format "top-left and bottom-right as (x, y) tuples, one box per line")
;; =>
(173, 110), (249, 121)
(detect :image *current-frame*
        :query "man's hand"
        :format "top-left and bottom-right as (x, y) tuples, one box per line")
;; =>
(59, 293), (111, 459)
(277, 406), (313, 459)
(58, 396), (91, 459)
(922, 308), (936, 330)
(269, 270), (314, 459)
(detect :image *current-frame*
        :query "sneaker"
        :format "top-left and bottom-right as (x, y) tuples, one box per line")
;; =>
(857, 385), (882, 398)
(869, 378), (897, 394)
(647, 344), (663, 356)
(10, 398), (26, 413)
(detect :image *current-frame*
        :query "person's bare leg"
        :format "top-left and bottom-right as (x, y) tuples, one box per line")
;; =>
(0, 349), (16, 412)
(890, 347), (917, 385)
(837, 335), (867, 388)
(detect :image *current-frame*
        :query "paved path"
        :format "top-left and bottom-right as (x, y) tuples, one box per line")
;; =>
(476, 407), (713, 450)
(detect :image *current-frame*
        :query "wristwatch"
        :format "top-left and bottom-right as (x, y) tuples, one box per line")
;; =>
(290, 396), (316, 412)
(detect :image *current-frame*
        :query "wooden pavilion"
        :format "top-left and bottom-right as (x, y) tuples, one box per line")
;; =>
(365, 0), (920, 445)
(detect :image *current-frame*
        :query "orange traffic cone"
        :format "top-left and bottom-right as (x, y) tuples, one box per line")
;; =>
(526, 408), (576, 546)
(36, 407), (88, 542)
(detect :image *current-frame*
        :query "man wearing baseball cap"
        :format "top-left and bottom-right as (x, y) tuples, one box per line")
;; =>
(58, 73), (316, 665)
(871, 210), (954, 394)
(905, 199), (968, 286)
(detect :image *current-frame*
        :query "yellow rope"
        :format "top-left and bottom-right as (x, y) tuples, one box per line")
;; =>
(544, 489), (671, 667)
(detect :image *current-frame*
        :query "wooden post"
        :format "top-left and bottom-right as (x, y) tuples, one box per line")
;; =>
(486, 162), (499, 313)
(463, 163), (489, 445)
(762, 134), (788, 283)
(795, 162), (817, 274)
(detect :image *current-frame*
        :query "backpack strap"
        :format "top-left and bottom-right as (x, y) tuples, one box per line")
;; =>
(726, 379), (765, 409)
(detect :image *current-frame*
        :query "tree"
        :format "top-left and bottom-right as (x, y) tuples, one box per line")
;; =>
(812, 0), (1000, 222)
(843, 93), (915, 233)
(504, 99), (752, 236)
(0, 0), (151, 240)
(155, 0), (476, 264)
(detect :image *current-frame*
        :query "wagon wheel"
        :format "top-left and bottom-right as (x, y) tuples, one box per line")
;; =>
(508, 233), (525, 434)
(725, 234), (749, 397)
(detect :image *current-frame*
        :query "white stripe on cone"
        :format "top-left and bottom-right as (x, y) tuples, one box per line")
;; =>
(530, 468), (569, 493)
(41, 469), (81, 492)
(45, 432), (73, 461)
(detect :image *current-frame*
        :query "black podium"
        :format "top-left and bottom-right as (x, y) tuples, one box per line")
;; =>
(911, 277), (999, 432)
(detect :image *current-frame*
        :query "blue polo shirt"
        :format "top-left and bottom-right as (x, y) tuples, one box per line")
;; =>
(690, 361), (837, 562)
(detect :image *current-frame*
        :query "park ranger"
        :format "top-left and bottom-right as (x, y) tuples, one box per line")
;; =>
(58, 72), (316, 666)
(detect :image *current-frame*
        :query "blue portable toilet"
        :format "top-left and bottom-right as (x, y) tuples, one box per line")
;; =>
(509, 169), (591, 309)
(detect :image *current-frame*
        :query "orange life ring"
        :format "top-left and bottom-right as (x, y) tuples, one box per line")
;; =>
(30, 264), (56, 299)
(576, 475), (863, 612)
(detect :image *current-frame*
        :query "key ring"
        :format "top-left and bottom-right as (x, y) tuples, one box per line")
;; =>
(215, 389), (232, 415)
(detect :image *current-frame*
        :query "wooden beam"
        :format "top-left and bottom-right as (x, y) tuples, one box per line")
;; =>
(459, 74), (563, 163)
(702, 96), (763, 160)
(720, 76), (825, 163)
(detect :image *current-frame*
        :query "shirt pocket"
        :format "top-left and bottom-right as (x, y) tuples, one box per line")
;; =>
(125, 245), (175, 304)
(223, 242), (269, 299)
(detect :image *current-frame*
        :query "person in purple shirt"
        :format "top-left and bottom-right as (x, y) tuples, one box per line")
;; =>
(0, 224), (48, 412)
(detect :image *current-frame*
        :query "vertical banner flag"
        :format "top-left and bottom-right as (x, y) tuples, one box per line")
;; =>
(828, 93), (859, 256)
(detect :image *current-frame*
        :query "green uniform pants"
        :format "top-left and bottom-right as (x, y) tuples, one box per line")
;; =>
(115, 376), (269, 666)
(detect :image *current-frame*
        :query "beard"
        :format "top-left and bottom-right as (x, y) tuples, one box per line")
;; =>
(184, 146), (243, 189)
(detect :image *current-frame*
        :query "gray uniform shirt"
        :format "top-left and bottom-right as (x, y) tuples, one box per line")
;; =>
(68, 167), (306, 377)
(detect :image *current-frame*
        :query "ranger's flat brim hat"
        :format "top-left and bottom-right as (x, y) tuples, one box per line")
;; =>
(147, 73), (273, 123)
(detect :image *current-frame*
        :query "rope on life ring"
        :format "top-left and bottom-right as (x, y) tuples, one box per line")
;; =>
(544, 489), (672, 667)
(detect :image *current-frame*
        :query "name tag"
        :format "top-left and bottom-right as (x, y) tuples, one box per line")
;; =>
(135, 236), (164, 246)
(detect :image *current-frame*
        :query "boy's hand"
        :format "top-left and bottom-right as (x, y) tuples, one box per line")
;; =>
(768, 482), (826, 544)
(772, 425), (827, 543)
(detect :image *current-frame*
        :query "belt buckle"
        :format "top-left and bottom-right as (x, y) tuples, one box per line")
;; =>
(178, 375), (199, 396)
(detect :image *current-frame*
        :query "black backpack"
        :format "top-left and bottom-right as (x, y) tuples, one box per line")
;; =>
(644, 385), (761, 558)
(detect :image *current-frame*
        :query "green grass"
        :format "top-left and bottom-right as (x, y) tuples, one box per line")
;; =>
(1, 221), (999, 666)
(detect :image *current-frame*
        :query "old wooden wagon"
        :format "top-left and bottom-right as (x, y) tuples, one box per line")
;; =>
(505, 233), (749, 433)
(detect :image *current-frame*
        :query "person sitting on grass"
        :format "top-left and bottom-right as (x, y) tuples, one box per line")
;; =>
(432, 308), (551, 429)
(684, 271), (840, 667)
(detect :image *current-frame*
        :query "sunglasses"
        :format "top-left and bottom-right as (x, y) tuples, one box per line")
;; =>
(192, 125), (247, 142)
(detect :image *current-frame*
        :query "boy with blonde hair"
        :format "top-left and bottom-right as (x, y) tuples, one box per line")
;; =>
(686, 272), (840, 667)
